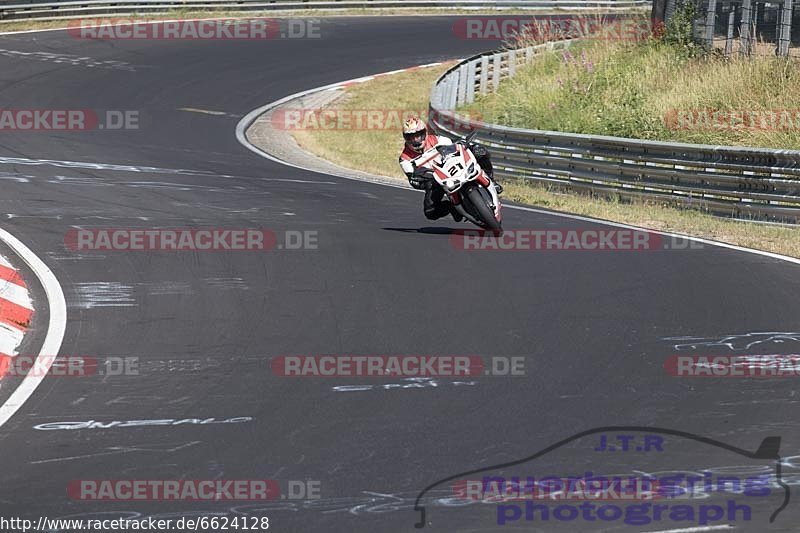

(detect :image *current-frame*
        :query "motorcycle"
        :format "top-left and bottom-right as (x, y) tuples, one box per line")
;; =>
(414, 132), (502, 232)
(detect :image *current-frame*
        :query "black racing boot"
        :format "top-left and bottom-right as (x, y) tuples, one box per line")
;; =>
(484, 168), (503, 196)
(489, 173), (503, 195)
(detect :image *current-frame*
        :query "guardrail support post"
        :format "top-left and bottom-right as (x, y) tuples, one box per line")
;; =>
(466, 60), (477, 104)
(479, 55), (489, 95)
(665, 0), (677, 21)
(448, 76), (458, 110)
(740, 0), (753, 56)
(509, 49), (517, 77)
(492, 53), (501, 92)
(777, 0), (792, 56)
(752, 1), (760, 36)
(702, 0), (718, 48)
(724, 8), (735, 56)
(457, 64), (468, 107)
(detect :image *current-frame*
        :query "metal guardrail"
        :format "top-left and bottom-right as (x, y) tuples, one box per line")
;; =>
(0, 0), (650, 23)
(429, 43), (800, 223)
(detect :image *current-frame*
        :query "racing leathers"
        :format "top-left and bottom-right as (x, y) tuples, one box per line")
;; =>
(399, 134), (499, 221)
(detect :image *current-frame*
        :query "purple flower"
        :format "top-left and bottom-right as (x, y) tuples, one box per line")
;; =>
(557, 77), (564, 88)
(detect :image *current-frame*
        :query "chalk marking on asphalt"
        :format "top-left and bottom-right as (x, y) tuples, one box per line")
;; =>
(33, 416), (253, 431)
(0, 228), (67, 428)
(31, 440), (202, 464)
(236, 69), (800, 268)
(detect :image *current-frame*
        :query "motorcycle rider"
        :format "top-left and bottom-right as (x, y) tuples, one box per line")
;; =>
(398, 116), (501, 222)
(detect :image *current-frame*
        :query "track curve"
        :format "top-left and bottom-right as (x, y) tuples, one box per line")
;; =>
(0, 15), (799, 532)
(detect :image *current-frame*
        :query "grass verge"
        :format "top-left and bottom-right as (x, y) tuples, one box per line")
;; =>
(462, 36), (800, 149)
(289, 62), (800, 258)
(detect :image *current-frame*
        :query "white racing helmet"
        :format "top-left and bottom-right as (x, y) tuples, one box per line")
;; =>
(403, 116), (428, 153)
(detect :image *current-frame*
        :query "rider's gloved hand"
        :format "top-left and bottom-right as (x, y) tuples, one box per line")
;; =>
(469, 142), (489, 158)
(409, 167), (433, 190)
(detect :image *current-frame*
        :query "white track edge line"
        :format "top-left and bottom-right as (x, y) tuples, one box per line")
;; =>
(236, 69), (800, 268)
(0, 228), (67, 427)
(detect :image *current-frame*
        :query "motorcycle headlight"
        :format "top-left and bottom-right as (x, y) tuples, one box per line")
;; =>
(467, 162), (477, 177)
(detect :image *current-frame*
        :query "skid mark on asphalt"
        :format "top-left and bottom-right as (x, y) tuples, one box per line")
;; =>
(50, 175), (114, 187)
(0, 172), (31, 183)
(46, 251), (108, 262)
(136, 359), (224, 374)
(70, 282), (135, 309)
(0, 48), (142, 71)
(72, 216), (152, 221)
(140, 281), (192, 296)
(204, 277), (248, 290)
(179, 107), (239, 118)
(5, 213), (62, 220)
(67, 279), (254, 308)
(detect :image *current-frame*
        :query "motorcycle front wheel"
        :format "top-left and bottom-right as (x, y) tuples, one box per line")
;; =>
(464, 184), (502, 233)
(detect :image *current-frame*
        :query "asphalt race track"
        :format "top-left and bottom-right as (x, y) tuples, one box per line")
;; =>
(0, 15), (800, 533)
